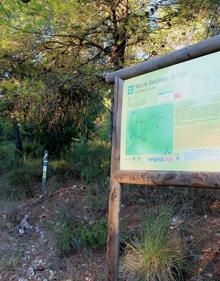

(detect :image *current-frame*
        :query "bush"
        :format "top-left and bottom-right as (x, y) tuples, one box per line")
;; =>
(75, 217), (108, 248)
(23, 141), (44, 158)
(68, 142), (111, 184)
(7, 159), (41, 198)
(56, 211), (76, 257)
(0, 120), (13, 141)
(0, 142), (42, 199)
(122, 207), (185, 281)
(49, 159), (75, 178)
(55, 210), (108, 257)
(0, 146), (6, 158)
(0, 142), (15, 170)
(85, 181), (109, 214)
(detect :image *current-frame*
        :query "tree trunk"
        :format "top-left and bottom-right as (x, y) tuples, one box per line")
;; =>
(110, 0), (129, 70)
(13, 118), (23, 156)
(109, 0), (129, 142)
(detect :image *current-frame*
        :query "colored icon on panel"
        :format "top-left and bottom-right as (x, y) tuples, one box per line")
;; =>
(175, 92), (183, 100)
(128, 85), (134, 95)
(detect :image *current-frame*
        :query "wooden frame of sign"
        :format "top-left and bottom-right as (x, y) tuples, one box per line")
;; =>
(105, 35), (220, 281)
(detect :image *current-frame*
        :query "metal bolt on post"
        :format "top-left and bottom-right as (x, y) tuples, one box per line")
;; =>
(41, 150), (48, 193)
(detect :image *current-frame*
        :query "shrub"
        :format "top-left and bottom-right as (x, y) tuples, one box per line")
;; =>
(0, 142), (43, 199)
(122, 207), (185, 281)
(55, 210), (108, 257)
(68, 142), (111, 184)
(49, 159), (75, 178)
(56, 211), (76, 257)
(85, 185), (109, 215)
(75, 217), (108, 248)
(23, 141), (44, 158)
(7, 159), (41, 198)
(0, 120), (13, 141)
(0, 147), (7, 173)
(0, 142), (15, 170)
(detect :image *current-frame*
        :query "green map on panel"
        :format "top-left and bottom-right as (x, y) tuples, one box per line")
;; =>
(126, 103), (174, 155)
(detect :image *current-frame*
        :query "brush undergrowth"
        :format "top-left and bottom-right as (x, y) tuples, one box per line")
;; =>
(50, 210), (108, 256)
(0, 141), (111, 200)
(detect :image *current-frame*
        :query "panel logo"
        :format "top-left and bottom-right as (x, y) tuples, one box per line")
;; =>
(128, 85), (134, 95)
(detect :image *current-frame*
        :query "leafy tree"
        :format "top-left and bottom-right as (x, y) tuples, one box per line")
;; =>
(1, 0), (219, 69)
(0, 67), (104, 153)
(0, 0), (219, 152)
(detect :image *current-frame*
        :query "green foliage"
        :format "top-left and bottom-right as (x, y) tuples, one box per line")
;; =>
(0, 72), (104, 155)
(7, 159), (41, 198)
(69, 142), (111, 184)
(55, 210), (108, 257)
(0, 120), (13, 141)
(56, 211), (75, 257)
(0, 146), (6, 161)
(0, 0), (216, 161)
(22, 141), (44, 158)
(0, 142), (17, 170)
(49, 141), (111, 183)
(75, 217), (108, 248)
(85, 182), (109, 215)
(122, 207), (185, 281)
(0, 139), (110, 200)
(0, 142), (41, 199)
(49, 159), (74, 177)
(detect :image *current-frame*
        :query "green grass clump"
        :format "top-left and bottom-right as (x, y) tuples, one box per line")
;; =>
(122, 207), (185, 281)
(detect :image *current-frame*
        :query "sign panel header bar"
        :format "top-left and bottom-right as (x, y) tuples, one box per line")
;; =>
(105, 35), (220, 83)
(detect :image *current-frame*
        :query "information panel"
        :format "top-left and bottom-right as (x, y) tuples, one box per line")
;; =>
(120, 51), (220, 172)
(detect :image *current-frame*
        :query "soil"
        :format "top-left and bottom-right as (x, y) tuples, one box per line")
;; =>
(0, 180), (220, 281)
(0, 182), (106, 281)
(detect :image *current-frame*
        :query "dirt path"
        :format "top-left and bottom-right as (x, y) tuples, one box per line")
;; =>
(0, 186), (106, 281)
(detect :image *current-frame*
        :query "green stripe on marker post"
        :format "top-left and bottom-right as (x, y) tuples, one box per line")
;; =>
(41, 150), (48, 193)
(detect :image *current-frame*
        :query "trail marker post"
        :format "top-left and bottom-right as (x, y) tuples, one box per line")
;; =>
(41, 150), (48, 193)
(105, 35), (220, 281)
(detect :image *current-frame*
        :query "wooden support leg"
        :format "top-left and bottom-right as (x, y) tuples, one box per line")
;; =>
(106, 180), (121, 281)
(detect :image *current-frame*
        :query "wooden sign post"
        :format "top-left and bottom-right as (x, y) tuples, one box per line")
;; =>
(106, 35), (220, 281)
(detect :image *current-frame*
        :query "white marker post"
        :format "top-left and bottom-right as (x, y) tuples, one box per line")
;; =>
(41, 150), (48, 193)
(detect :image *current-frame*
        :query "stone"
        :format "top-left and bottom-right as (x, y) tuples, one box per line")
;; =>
(48, 270), (55, 280)
(26, 267), (35, 277)
(33, 258), (45, 271)
(170, 216), (184, 229)
(204, 273), (213, 278)
(186, 235), (194, 242)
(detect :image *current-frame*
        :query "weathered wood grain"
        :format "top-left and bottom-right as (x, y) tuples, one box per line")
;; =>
(110, 78), (123, 174)
(106, 77), (123, 281)
(106, 180), (121, 281)
(114, 170), (220, 188)
(105, 35), (220, 83)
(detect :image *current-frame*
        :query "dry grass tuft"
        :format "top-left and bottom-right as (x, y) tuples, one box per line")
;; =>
(122, 207), (185, 281)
